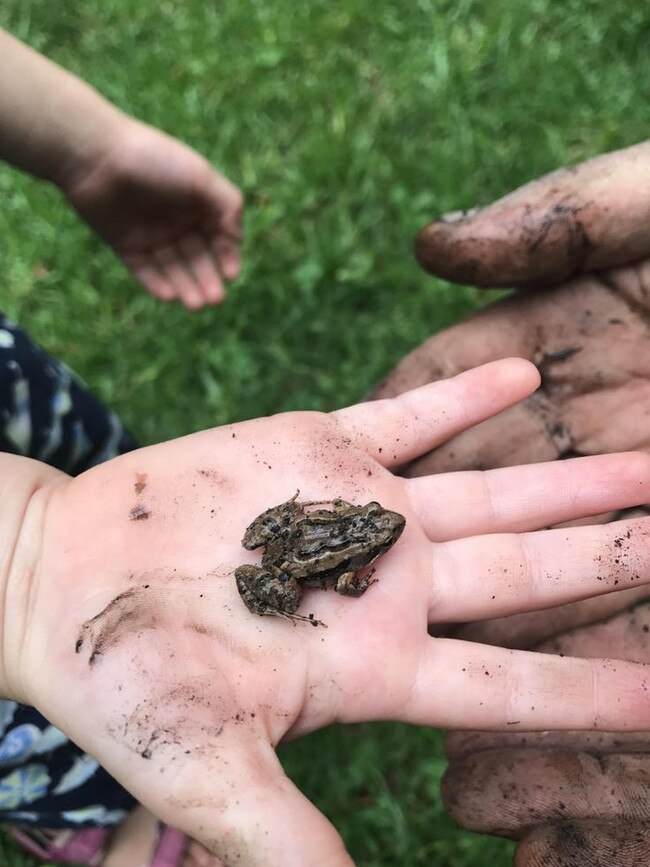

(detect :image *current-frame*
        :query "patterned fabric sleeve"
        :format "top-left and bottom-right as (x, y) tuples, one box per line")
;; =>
(0, 314), (137, 474)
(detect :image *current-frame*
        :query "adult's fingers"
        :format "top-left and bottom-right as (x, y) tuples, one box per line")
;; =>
(409, 453), (650, 541)
(371, 276), (650, 480)
(516, 819), (650, 867)
(336, 358), (540, 468)
(442, 749), (650, 835)
(414, 140), (650, 287)
(449, 583), (650, 649)
(446, 726), (650, 763)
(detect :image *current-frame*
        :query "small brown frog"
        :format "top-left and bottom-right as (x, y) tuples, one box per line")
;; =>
(235, 494), (405, 626)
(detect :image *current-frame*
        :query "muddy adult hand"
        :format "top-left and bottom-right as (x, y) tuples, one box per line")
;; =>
(372, 141), (650, 866)
(377, 139), (650, 475)
(62, 117), (243, 309)
(7, 360), (650, 867)
(443, 602), (650, 867)
(415, 139), (650, 289)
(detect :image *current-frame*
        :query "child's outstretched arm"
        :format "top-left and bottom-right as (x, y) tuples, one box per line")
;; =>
(0, 27), (243, 309)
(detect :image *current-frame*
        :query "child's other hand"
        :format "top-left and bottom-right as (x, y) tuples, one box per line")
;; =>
(63, 117), (243, 310)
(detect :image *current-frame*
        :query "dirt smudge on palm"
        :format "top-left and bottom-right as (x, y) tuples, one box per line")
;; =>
(134, 472), (147, 495)
(75, 587), (159, 667)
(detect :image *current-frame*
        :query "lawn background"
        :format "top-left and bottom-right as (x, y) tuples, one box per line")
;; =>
(0, 0), (648, 864)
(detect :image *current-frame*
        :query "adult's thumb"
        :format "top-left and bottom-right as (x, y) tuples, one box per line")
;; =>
(415, 140), (650, 288)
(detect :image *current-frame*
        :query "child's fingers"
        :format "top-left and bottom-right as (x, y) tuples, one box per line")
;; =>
(122, 253), (178, 302)
(446, 599), (650, 761)
(179, 232), (226, 305)
(407, 452), (650, 541)
(335, 358), (540, 468)
(212, 236), (241, 282)
(153, 245), (205, 310)
(401, 638), (650, 731)
(429, 518), (650, 622)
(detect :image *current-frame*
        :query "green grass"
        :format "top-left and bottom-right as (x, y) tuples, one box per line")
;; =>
(0, 0), (648, 863)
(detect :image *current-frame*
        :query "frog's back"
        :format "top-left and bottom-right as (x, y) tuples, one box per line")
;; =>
(282, 506), (403, 578)
(242, 498), (303, 549)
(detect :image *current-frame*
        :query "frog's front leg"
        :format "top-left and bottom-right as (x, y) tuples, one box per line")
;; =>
(335, 567), (377, 597)
(235, 565), (325, 626)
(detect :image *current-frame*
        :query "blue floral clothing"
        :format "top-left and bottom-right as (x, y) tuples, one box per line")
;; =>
(0, 314), (137, 827)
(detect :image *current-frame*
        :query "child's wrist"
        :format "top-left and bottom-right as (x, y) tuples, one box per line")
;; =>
(53, 99), (131, 194)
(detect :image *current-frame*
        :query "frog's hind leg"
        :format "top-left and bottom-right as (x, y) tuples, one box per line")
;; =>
(235, 564), (301, 614)
(335, 567), (378, 597)
(235, 565), (326, 627)
(277, 610), (328, 628)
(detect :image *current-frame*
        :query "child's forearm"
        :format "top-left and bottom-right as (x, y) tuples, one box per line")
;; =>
(0, 453), (67, 700)
(0, 28), (127, 189)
